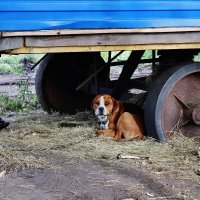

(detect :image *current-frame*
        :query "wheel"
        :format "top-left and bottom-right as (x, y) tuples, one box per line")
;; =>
(144, 62), (200, 142)
(35, 52), (105, 114)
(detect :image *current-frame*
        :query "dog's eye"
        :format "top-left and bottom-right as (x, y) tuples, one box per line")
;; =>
(95, 102), (99, 105)
(105, 102), (109, 106)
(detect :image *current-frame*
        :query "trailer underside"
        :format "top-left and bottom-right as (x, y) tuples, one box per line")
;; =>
(1, 28), (200, 53)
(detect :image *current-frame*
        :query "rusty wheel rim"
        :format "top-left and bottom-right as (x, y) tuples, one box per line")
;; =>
(144, 62), (200, 142)
(162, 71), (200, 138)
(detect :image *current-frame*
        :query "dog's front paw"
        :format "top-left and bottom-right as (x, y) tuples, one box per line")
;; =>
(96, 130), (103, 136)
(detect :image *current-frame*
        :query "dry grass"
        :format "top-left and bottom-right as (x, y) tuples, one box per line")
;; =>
(0, 110), (199, 181)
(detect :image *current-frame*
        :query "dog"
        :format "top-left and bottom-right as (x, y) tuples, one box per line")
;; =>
(92, 94), (144, 141)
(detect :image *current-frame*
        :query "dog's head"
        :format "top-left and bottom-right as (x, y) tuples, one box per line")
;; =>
(92, 94), (120, 129)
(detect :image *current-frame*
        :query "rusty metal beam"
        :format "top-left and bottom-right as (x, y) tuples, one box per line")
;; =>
(112, 50), (145, 99)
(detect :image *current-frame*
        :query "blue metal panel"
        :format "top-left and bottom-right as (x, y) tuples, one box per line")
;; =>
(0, 0), (200, 31)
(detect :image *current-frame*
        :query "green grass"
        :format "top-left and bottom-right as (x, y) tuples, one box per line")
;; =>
(0, 95), (23, 113)
(0, 54), (44, 74)
(0, 94), (39, 115)
(0, 54), (42, 113)
(101, 50), (153, 62)
(193, 52), (200, 62)
(101, 50), (200, 63)
(0, 80), (40, 114)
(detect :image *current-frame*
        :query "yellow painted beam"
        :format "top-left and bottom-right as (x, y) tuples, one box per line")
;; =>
(6, 43), (200, 54)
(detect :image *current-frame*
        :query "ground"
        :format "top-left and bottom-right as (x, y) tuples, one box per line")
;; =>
(1, 158), (199, 200)
(0, 72), (199, 200)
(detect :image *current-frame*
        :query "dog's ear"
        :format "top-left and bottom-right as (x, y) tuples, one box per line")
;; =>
(112, 97), (124, 114)
(111, 97), (120, 113)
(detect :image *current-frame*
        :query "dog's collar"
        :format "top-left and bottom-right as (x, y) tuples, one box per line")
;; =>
(98, 120), (107, 125)
(96, 114), (109, 125)
(95, 111), (113, 127)
(97, 119), (109, 130)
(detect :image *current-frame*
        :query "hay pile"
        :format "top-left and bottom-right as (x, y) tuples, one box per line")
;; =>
(0, 110), (199, 181)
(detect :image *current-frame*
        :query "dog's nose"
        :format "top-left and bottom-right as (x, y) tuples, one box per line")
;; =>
(99, 107), (104, 113)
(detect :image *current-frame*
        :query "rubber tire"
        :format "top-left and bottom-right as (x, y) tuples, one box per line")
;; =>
(144, 62), (200, 142)
(35, 52), (105, 114)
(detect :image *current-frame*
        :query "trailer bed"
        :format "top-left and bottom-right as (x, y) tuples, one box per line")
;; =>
(1, 0), (200, 31)
(1, 0), (200, 53)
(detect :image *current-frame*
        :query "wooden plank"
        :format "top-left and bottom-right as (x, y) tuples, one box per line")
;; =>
(8, 43), (200, 54)
(0, 37), (23, 51)
(3, 27), (200, 37)
(25, 32), (200, 47)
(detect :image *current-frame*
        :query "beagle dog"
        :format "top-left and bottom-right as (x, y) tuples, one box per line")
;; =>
(92, 94), (144, 141)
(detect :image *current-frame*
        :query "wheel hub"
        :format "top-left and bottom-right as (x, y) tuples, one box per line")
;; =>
(174, 95), (200, 126)
(192, 104), (200, 125)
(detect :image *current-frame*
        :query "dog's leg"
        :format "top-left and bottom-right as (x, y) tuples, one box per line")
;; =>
(97, 129), (116, 139)
(117, 112), (144, 141)
(115, 130), (123, 142)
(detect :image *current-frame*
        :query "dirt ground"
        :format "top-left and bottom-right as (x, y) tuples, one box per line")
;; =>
(0, 158), (198, 200)
(0, 155), (199, 200)
(0, 73), (199, 200)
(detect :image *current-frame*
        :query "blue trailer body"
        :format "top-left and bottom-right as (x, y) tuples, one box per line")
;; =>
(1, 0), (200, 31)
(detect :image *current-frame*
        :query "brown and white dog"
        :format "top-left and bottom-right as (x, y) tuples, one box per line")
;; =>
(92, 94), (144, 141)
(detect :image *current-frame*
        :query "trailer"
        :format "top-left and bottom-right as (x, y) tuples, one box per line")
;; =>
(1, 0), (200, 142)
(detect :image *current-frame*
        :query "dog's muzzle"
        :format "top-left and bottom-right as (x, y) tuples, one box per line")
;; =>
(98, 107), (104, 115)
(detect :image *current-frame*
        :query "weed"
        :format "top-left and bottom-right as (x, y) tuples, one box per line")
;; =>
(16, 78), (39, 110)
(0, 95), (23, 114)
(0, 78), (39, 114)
